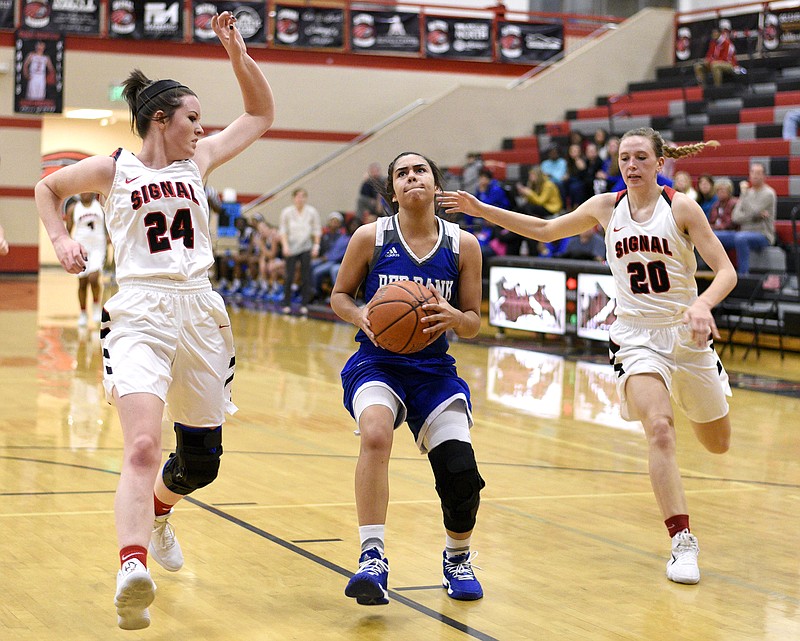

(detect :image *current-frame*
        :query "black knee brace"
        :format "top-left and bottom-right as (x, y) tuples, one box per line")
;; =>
(428, 439), (485, 534)
(162, 423), (223, 495)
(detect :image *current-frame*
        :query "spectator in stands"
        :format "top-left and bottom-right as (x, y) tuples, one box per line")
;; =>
(251, 219), (283, 299)
(593, 128), (610, 161)
(716, 162), (776, 274)
(217, 215), (255, 294)
(319, 211), (345, 260)
(582, 143), (605, 198)
(709, 177), (738, 232)
(540, 144), (568, 197)
(280, 187), (321, 314)
(782, 108), (800, 140)
(694, 21), (740, 87)
(568, 130), (586, 152)
(356, 162), (383, 221)
(472, 169), (517, 254)
(673, 170), (698, 201)
(695, 174), (718, 218)
(560, 227), (606, 262)
(475, 168), (509, 207)
(564, 143), (588, 210)
(517, 166), (563, 218)
(313, 217), (359, 302)
(596, 136), (620, 192)
(460, 152), (484, 194)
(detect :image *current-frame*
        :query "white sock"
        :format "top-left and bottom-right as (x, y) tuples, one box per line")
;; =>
(359, 524), (385, 554)
(445, 534), (471, 559)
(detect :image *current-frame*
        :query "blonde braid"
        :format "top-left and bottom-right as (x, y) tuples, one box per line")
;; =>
(663, 140), (720, 159)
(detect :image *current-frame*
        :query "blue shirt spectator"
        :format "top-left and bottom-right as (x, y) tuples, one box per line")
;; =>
(540, 145), (568, 187)
(466, 168), (509, 229)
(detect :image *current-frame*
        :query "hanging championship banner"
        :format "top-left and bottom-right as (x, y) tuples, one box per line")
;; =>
(350, 10), (420, 54)
(14, 29), (64, 114)
(274, 5), (343, 50)
(497, 21), (562, 63)
(1, 0), (15, 30)
(109, 0), (184, 40)
(193, 1), (265, 44)
(764, 8), (800, 52)
(425, 16), (492, 60)
(21, 0), (101, 35)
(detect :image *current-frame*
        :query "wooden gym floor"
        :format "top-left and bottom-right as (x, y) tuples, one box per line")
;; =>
(1, 269), (799, 640)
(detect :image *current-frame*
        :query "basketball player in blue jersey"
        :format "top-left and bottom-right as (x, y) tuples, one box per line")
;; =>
(440, 127), (737, 586)
(331, 152), (486, 605)
(35, 12), (275, 629)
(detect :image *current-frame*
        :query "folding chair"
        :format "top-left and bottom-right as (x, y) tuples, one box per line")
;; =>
(714, 273), (786, 360)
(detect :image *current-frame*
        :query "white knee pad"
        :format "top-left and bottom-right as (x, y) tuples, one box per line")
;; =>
(352, 383), (405, 432)
(424, 401), (471, 452)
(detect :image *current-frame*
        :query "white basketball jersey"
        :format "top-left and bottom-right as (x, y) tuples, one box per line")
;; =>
(71, 198), (106, 250)
(103, 148), (213, 282)
(605, 187), (698, 321)
(26, 54), (48, 100)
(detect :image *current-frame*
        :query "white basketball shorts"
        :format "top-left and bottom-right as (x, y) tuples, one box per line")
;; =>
(609, 317), (731, 423)
(101, 277), (237, 426)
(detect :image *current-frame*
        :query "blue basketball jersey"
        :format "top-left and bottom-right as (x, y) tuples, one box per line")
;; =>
(356, 214), (461, 357)
(342, 214), (471, 438)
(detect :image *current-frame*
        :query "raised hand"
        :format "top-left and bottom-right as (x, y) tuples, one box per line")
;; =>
(212, 11), (246, 54)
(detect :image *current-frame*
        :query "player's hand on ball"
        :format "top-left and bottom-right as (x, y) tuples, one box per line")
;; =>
(357, 305), (378, 347)
(421, 286), (457, 342)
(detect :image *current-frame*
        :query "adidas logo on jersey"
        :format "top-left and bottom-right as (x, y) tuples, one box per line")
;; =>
(384, 247), (400, 259)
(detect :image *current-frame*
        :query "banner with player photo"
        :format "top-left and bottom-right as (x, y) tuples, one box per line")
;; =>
(14, 29), (64, 114)
(109, 0), (184, 40)
(21, 0), (101, 35)
(424, 16), (492, 60)
(763, 8), (800, 52)
(273, 5), (344, 50)
(0, 0), (15, 30)
(675, 11), (760, 62)
(350, 10), (420, 55)
(193, 1), (265, 44)
(497, 21), (563, 63)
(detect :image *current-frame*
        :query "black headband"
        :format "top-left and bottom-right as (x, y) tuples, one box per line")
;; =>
(135, 79), (189, 114)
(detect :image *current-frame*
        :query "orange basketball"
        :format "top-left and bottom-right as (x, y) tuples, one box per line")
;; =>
(367, 280), (437, 354)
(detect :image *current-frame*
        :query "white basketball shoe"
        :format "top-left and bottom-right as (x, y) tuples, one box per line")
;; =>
(666, 529), (700, 584)
(115, 558), (156, 630)
(149, 509), (184, 572)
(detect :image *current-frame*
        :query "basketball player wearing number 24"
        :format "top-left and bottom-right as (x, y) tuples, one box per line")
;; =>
(331, 152), (486, 605)
(35, 11), (275, 630)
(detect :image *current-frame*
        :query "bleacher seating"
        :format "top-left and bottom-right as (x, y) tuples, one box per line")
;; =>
(450, 52), (800, 235)
(445, 52), (800, 341)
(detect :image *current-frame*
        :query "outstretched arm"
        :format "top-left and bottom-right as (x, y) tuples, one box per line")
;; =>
(438, 189), (614, 242)
(195, 12), (276, 176)
(0, 224), (8, 256)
